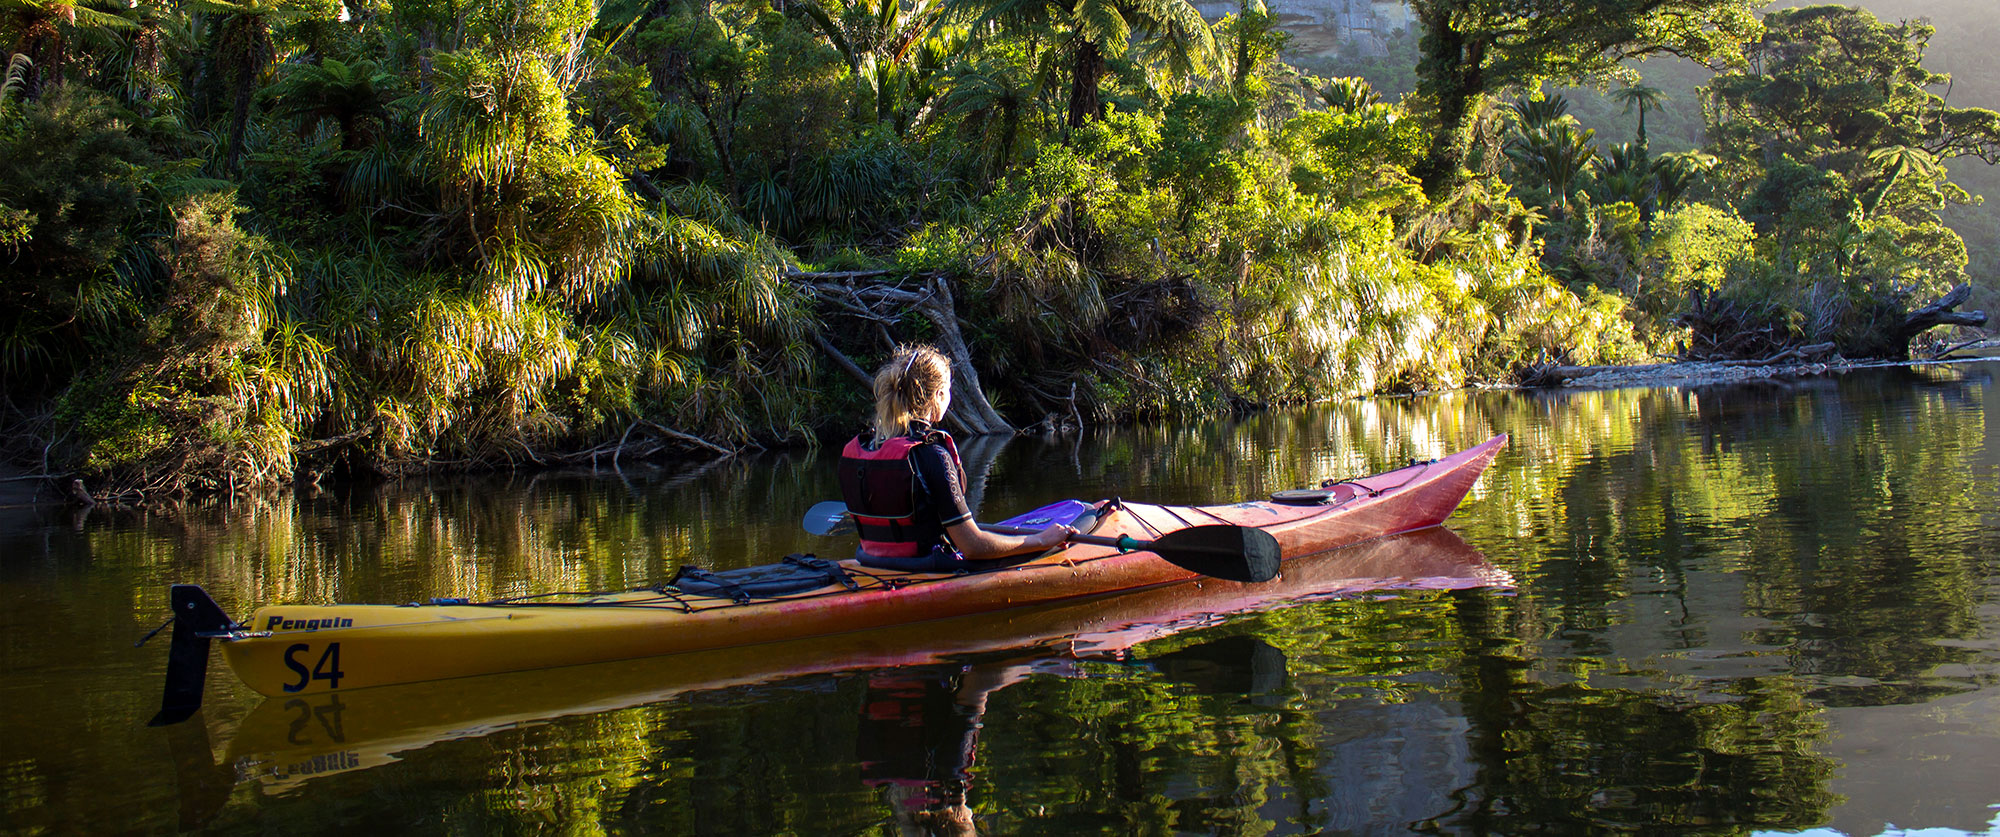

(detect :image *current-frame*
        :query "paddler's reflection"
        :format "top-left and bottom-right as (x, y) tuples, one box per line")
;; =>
(858, 658), (1051, 836)
(856, 635), (1289, 836)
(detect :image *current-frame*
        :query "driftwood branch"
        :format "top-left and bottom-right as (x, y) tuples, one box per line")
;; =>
(638, 420), (735, 456)
(1934, 337), (2000, 359)
(613, 421), (641, 471)
(1721, 342), (1839, 367)
(811, 331), (875, 388)
(1536, 342), (1841, 385)
(799, 273), (1016, 436)
(1879, 282), (1989, 360)
(297, 424), (375, 456)
(0, 473), (68, 483)
(920, 274), (1015, 436)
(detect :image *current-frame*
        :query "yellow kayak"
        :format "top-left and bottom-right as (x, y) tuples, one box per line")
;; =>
(148, 435), (1505, 721)
(205, 527), (1504, 793)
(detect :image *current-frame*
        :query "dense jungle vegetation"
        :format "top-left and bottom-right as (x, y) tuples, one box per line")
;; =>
(1, 0), (1997, 495)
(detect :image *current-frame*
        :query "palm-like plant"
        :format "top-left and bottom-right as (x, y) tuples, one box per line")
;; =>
(1587, 142), (1713, 227)
(1591, 140), (1651, 207)
(193, 0), (294, 173)
(942, 0), (1215, 128)
(795, 0), (953, 130)
(937, 43), (1035, 180)
(1608, 83), (1664, 154)
(796, 0), (940, 71)
(1, 50), (27, 103)
(1506, 120), (1597, 219)
(1504, 94), (1569, 133)
(1316, 75), (1380, 114)
(1, 0), (135, 93)
(1863, 144), (1939, 216)
(1650, 150), (1714, 212)
(107, 4), (185, 109)
(266, 57), (396, 149)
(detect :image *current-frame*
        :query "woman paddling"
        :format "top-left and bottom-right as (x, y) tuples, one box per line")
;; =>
(839, 344), (1072, 571)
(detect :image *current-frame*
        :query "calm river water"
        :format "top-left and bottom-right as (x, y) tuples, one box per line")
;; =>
(4, 363), (1998, 835)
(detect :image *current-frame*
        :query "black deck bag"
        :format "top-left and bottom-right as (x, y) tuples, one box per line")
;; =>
(667, 554), (857, 602)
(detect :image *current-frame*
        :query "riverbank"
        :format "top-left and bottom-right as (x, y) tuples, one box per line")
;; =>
(9, 344), (1995, 507)
(1532, 340), (2000, 390)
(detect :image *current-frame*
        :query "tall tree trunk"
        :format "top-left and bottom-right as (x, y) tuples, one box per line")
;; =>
(1413, 5), (1485, 200)
(917, 275), (1013, 435)
(1863, 166), (1903, 217)
(1067, 40), (1104, 129)
(992, 101), (1018, 183)
(226, 60), (251, 172)
(224, 24), (262, 174)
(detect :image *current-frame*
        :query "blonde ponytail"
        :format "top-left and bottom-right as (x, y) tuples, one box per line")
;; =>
(872, 344), (951, 439)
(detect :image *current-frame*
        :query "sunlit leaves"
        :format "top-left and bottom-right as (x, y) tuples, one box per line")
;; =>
(1687, 6), (1994, 356)
(422, 51), (573, 189)
(1280, 100), (1425, 207)
(1407, 0), (1761, 195)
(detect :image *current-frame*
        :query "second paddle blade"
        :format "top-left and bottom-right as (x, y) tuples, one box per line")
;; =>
(801, 501), (855, 536)
(1149, 525), (1282, 583)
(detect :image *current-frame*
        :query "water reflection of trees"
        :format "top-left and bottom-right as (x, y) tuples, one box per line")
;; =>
(1444, 591), (1838, 833)
(9, 365), (1995, 832)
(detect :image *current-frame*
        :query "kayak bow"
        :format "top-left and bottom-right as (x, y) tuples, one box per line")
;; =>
(149, 434), (1506, 719)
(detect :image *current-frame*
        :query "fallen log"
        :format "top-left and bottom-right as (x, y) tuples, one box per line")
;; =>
(1898, 283), (1987, 344)
(1933, 337), (2000, 359)
(637, 420), (735, 456)
(297, 423), (375, 457)
(1842, 282), (1993, 361)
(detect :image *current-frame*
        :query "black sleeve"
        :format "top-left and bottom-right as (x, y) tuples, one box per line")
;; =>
(911, 444), (974, 527)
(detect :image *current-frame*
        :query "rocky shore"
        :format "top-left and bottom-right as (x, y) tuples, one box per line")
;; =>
(1533, 340), (2000, 390)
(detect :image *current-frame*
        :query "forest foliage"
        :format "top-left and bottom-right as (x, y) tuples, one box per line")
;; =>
(1, 0), (1995, 493)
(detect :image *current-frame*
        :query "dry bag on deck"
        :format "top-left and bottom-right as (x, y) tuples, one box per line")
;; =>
(667, 555), (856, 602)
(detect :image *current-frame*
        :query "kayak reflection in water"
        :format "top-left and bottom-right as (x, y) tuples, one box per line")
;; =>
(859, 658), (1057, 836)
(839, 344), (1071, 572)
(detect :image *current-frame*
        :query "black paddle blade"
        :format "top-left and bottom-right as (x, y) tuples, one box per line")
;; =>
(1148, 525), (1282, 583)
(150, 584), (234, 726)
(801, 501), (854, 537)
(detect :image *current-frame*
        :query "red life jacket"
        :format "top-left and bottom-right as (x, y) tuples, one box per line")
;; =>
(838, 429), (965, 558)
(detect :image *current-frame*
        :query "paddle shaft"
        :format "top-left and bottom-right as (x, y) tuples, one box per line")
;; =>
(981, 522), (1143, 552)
(806, 502), (1133, 548)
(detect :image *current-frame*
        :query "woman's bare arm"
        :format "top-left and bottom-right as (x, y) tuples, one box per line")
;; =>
(945, 520), (1072, 560)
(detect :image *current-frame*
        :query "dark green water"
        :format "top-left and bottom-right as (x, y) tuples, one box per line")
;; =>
(4, 364), (1998, 835)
